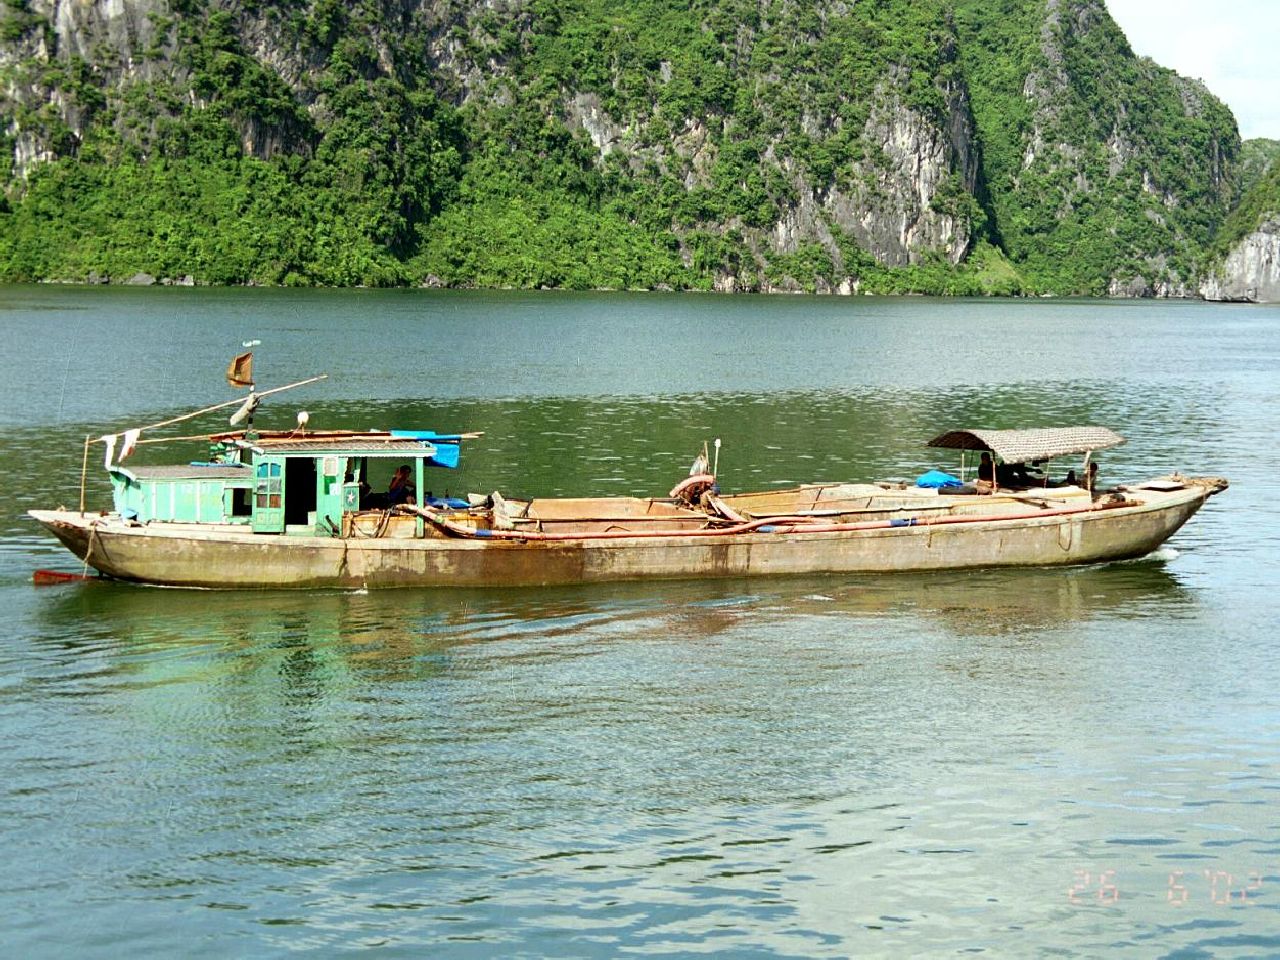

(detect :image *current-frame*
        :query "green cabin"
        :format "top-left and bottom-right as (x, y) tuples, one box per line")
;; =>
(107, 431), (465, 537)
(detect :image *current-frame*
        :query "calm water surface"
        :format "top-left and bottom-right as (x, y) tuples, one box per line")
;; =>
(1, 286), (1277, 957)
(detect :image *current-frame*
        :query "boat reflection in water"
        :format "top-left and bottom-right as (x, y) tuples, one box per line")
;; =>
(24, 558), (1194, 820)
(34, 555), (1191, 663)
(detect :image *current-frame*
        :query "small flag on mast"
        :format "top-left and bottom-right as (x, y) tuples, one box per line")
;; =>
(226, 351), (254, 388)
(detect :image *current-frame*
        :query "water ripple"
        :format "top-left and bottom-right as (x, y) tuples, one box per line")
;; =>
(2, 292), (1278, 956)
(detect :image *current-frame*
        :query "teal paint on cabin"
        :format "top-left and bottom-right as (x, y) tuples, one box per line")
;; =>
(315, 454), (348, 535)
(110, 466), (254, 524)
(105, 433), (457, 536)
(252, 457), (286, 533)
(414, 459), (425, 537)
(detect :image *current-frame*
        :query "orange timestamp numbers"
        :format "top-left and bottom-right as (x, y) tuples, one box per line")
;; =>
(1068, 868), (1266, 905)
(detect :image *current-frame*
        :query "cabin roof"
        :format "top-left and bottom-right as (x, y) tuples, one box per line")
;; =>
(251, 439), (435, 454)
(209, 429), (466, 456)
(927, 427), (1125, 463)
(119, 464), (251, 480)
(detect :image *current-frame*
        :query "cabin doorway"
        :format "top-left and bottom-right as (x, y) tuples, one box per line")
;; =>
(285, 457), (317, 527)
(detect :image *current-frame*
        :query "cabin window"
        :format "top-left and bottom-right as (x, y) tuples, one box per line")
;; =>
(230, 488), (252, 517)
(255, 461), (282, 509)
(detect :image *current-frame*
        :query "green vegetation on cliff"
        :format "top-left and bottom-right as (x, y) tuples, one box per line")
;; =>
(954, 0), (1237, 294)
(1237, 138), (1280, 196)
(1211, 158), (1280, 260)
(2, 4), (465, 284)
(0, 0), (1253, 294)
(1213, 137), (1280, 252)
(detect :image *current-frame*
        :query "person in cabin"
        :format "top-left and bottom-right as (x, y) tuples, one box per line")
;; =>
(978, 451), (995, 484)
(996, 460), (1032, 487)
(386, 464), (415, 506)
(976, 452), (1030, 488)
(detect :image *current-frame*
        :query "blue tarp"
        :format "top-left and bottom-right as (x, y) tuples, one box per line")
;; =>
(425, 495), (470, 509)
(916, 469), (964, 489)
(389, 430), (462, 469)
(426, 442), (460, 469)
(390, 430), (465, 442)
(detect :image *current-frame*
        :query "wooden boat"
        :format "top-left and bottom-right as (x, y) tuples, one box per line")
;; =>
(29, 412), (1226, 589)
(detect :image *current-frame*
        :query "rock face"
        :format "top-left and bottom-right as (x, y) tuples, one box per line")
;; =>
(1201, 220), (1280, 302)
(2, 0), (175, 178)
(956, 0), (1238, 297)
(0, 0), (1250, 292)
(0, 0), (995, 289)
(546, 31), (980, 288)
(750, 91), (974, 287)
(825, 92), (977, 268)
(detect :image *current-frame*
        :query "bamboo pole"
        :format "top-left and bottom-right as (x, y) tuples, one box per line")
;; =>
(133, 432), (228, 446)
(79, 434), (90, 514)
(86, 375), (328, 443)
(129, 428), (486, 446)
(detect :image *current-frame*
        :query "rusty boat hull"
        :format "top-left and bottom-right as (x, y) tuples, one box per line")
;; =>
(28, 481), (1218, 590)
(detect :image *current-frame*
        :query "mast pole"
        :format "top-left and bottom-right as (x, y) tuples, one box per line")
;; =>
(79, 435), (90, 514)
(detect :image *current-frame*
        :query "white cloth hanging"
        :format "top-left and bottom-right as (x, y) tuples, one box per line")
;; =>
(101, 434), (117, 468)
(119, 429), (141, 461)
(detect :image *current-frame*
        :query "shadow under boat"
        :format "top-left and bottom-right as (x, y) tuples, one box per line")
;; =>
(34, 551), (1193, 655)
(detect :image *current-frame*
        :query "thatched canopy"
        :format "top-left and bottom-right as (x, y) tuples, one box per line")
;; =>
(926, 427), (1125, 463)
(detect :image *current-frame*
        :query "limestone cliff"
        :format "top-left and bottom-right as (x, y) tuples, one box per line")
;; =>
(1201, 141), (1280, 302)
(2, 0), (171, 172)
(0, 0), (1252, 294)
(953, 0), (1238, 296)
(1201, 220), (1280, 303)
